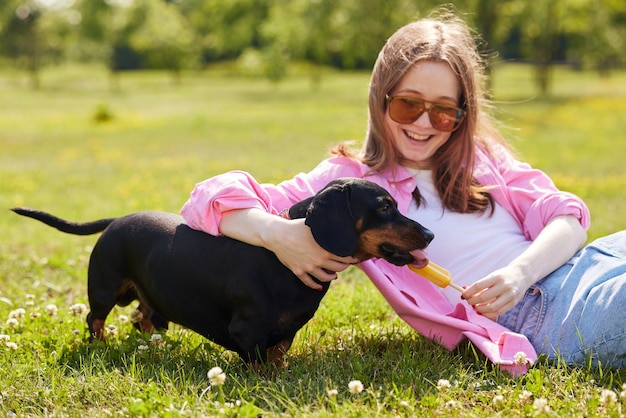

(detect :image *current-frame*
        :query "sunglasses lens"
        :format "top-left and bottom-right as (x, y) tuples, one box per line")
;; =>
(387, 96), (464, 132)
(430, 106), (461, 132)
(389, 97), (426, 124)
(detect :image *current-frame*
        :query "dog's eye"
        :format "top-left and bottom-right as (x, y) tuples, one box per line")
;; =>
(378, 203), (391, 213)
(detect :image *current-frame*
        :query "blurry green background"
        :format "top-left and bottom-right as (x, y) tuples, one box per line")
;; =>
(1, 0), (625, 93)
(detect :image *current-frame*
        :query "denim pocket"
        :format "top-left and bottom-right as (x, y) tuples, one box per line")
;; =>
(497, 285), (545, 341)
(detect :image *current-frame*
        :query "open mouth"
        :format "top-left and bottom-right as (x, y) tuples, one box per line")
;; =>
(404, 129), (431, 142)
(379, 244), (430, 267)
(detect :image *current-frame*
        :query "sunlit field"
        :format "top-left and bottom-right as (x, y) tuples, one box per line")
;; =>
(1, 62), (626, 416)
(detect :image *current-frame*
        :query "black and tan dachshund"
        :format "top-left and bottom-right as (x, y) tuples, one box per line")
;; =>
(12, 178), (434, 367)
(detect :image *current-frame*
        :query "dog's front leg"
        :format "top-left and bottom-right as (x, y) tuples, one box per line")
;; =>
(267, 339), (293, 368)
(228, 315), (269, 365)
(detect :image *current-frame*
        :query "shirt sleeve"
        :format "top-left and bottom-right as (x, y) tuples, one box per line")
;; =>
(477, 144), (591, 240)
(180, 156), (367, 235)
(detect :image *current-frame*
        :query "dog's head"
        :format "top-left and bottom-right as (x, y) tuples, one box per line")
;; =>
(291, 178), (433, 267)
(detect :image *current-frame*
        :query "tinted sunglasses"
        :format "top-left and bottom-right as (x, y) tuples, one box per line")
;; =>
(385, 95), (466, 132)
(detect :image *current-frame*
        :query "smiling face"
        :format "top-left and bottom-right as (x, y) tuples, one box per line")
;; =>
(385, 61), (462, 170)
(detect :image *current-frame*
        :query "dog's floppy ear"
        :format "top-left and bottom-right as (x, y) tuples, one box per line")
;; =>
(304, 180), (357, 257)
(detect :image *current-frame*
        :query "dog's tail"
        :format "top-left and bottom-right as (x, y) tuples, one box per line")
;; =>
(11, 207), (116, 236)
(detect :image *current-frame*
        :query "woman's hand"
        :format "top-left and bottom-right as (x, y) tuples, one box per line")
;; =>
(220, 208), (358, 290)
(462, 265), (532, 319)
(264, 218), (359, 290)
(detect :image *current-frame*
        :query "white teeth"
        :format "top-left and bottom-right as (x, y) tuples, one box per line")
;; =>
(404, 130), (429, 141)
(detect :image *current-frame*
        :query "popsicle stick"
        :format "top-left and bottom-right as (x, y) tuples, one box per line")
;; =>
(447, 282), (464, 293)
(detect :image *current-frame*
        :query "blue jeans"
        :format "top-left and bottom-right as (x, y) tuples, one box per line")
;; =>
(497, 231), (626, 368)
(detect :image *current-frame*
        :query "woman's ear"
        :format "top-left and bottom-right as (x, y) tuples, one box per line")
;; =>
(304, 180), (357, 257)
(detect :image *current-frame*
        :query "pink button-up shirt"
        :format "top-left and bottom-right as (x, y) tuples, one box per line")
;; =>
(181, 145), (590, 375)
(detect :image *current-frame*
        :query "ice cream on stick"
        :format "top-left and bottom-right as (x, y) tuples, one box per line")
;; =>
(408, 262), (464, 292)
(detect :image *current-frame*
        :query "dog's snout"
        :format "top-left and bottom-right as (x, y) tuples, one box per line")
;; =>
(422, 228), (435, 245)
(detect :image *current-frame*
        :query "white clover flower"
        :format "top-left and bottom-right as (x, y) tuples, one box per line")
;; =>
(600, 389), (617, 405)
(514, 351), (529, 366)
(6, 318), (19, 328)
(25, 294), (35, 300)
(0, 335), (10, 342)
(117, 315), (129, 324)
(9, 308), (25, 320)
(208, 367), (226, 386)
(327, 389), (338, 397)
(30, 311), (41, 319)
(137, 345), (149, 352)
(5, 342), (17, 350)
(25, 301), (35, 307)
(493, 394), (504, 406)
(45, 304), (58, 316)
(348, 380), (363, 394)
(150, 333), (165, 347)
(437, 379), (451, 390)
(519, 390), (533, 403)
(620, 384), (626, 399)
(106, 325), (118, 337)
(445, 400), (457, 408)
(533, 398), (550, 413)
(69, 303), (87, 316)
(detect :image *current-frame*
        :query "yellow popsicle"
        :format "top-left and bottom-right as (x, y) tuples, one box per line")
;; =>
(408, 262), (464, 292)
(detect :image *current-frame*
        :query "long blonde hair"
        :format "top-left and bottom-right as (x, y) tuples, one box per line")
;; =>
(335, 9), (502, 214)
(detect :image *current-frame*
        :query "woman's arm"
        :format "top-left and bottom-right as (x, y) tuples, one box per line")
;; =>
(462, 215), (587, 319)
(181, 157), (369, 289)
(220, 208), (359, 290)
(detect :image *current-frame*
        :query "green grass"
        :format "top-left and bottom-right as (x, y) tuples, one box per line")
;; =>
(1, 62), (626, 416)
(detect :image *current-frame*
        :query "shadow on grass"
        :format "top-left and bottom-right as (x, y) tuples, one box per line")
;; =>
(54, 325), (498, 393)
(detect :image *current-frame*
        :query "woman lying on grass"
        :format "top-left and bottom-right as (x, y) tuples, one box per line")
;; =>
(180, 8), (626, 374)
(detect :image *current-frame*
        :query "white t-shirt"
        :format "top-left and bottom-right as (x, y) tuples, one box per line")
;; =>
(405, 168), (532, 303)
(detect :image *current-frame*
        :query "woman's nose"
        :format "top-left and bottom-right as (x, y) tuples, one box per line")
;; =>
(413, 109), (433, 129)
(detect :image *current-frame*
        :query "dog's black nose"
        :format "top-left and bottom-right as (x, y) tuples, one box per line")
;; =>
(423, 228), (435, 244)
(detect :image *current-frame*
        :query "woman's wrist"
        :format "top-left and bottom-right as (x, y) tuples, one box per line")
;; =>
(220, 208), (280, 249)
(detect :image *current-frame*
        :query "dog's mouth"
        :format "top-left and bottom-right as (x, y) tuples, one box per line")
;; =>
(378, 244), (429, 267)
(409, 249), (429, 268)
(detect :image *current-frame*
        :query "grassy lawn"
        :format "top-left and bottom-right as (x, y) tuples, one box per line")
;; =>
(1, 62), (626, 416)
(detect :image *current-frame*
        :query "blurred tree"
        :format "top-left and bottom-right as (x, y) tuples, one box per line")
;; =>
(466, 0), (508, 90)
(256, 0), (424, 85)
(571, 0), (626, 75)
(496, 0), (568, 95)
(178, 0), (270, 63)
(515, 0), (561, 95)
(1, 1), (43, 88)
(0, 0), (70, 89)
(128, 0), (198, 84)
(76, 0), (146, 89)
(334, 0), (421, 69)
